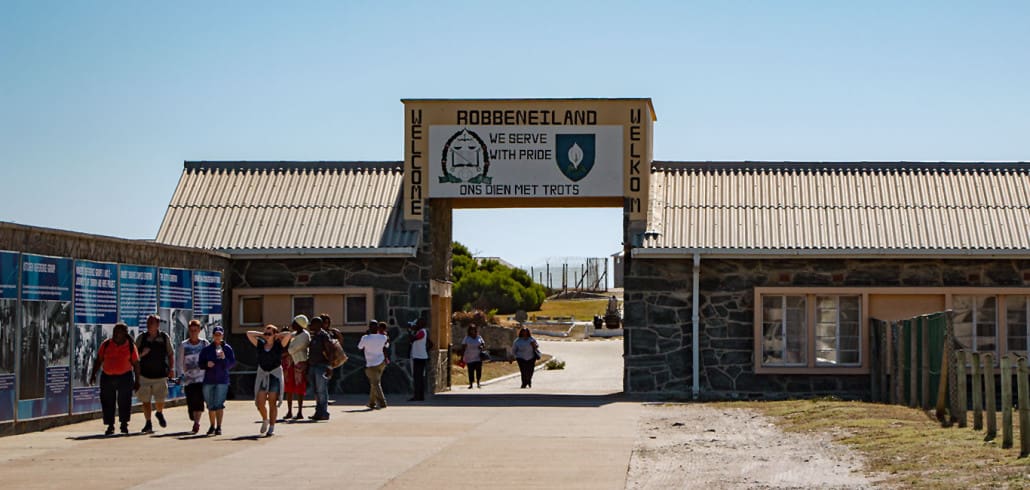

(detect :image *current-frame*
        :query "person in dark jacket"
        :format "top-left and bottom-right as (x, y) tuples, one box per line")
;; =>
(306, 317), (332, 421)
(199, 326), (235, 435)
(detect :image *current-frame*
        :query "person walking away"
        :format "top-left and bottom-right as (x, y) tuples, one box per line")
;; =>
(199, 326), (235, 435)
(247, 324), (291, 436)
(178, 319), (209, 434)
(89, 322), (140, 435)
(510, 327), (540, 388)
(283, 315), (310, 420)
(462, 325), (486, 389)
(306, 317), (332, 421)
(408, 318), (429, 401)
(135, 314), (174, 433)
(358, 324), (390, 409)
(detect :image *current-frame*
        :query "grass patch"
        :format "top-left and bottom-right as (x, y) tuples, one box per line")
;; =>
(449, 353), (552, 387)
(527, 299), (609, 321)
(716, 399), (1030, 489)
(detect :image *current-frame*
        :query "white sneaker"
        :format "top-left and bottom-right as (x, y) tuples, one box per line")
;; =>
(259, 419), (268, 434)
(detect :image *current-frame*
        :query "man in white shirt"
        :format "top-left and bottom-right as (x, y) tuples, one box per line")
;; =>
(357, 324), (390, 409)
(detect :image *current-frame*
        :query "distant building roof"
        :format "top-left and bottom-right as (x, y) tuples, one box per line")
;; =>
(155, 161), (418, 257)
(638, 161), (1030, 257)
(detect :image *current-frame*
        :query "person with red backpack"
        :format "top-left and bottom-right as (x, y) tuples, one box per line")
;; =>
(89, 322), (140, 435)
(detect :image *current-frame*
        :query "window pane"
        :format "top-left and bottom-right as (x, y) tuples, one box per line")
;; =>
(345, 295), (367, 324)
(977, 296), (997, 353)
(293, 296), (315, 320)
(762, 295), (805, 366)
(241, 297), (262, 325)
(1007, 296), (1029, 354)
(815, 295), (861, 366)
(953, 295), (974, 350)
(762, 294), (807, 364)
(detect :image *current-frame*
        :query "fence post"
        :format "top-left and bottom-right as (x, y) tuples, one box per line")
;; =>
(891, 321), (901, 405)
(972, 351), (983, 431)
(909, 320), (918, 408)
(935, 322), (951, 424)
(956, 349), (967, 428)
(1002, 354), (1013, 449)
(1018, 356), (1030, 457)
(920, 316), (930, 409)
(870, 319), (880, 403)
(984, 352), (996, 441)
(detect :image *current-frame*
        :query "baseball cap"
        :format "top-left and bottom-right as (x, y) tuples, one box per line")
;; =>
(293, 314), (309, 328)
(368, 319), (379, 328)
(212, 326), (225, 335)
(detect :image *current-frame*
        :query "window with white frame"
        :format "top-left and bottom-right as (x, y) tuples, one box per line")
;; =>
(240, 296), (263, 326)
(953, 295), (998, 354)
(815, 295), (861, 366)
(292, 295), (315, 320)
(1007, 296), (1030, 355)
(759, 293), (863, 370)
(344, 295), (368, 325)
(761, 295), (807, 366)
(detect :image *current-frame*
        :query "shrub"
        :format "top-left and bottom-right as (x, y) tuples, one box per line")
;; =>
(545, 358), (566, 370)
(451, 241), (547, 314)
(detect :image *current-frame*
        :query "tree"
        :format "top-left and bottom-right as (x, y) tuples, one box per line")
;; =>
(451, 242), (546, 314)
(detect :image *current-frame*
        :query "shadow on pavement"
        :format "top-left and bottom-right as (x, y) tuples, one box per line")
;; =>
(150, 431), (192, 438)
(67, 432), (149, 441)
(424, 393), (625, 408)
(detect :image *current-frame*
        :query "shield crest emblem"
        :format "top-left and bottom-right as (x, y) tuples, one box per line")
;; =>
(555, 134), (596, 182)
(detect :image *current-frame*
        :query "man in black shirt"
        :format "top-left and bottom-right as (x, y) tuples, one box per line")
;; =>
(136, 314), (174, 433)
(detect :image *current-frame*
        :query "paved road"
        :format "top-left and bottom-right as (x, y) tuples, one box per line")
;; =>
(0, 339), (638, 490)
(466, 338), (624, 395)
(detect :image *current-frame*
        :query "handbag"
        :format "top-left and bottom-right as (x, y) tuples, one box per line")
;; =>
(479, 350), (492, 362)
(533, 348), (542, 361)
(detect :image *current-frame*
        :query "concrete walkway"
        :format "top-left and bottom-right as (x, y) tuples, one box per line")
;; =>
(0, 340), (639, 489)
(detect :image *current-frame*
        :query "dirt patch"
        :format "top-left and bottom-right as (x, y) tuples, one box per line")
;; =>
(626, 404), (875, 489)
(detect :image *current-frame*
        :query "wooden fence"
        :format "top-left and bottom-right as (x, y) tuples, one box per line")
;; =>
(872, 312), (1030, 457)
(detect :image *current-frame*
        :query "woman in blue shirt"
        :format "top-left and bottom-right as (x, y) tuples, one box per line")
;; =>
(199, 326), (236, 436)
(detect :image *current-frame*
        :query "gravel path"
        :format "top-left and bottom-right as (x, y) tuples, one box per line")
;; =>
(626, 404), (876, 489)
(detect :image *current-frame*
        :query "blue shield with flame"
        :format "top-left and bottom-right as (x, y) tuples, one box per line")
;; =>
(555, 134), (596, 182)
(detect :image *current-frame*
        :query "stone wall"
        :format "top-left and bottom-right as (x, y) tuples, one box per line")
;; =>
(624, 256), (1030, 400)
(228, 253), (431, 396)
(0, 222), (230, 272)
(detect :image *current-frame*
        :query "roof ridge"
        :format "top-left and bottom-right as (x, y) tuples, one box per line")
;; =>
(652, 161), (1030, 172)
(183, 161), (404, 172)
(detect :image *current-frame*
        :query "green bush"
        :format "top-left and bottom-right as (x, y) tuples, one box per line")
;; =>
(545, 358), (566, 370)
(451, 242), (547, 314)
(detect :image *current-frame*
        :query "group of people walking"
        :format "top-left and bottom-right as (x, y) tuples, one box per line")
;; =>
(90, 314), (235, 436)
(460, 325), (540, 389)
(90, 313), (540, 437)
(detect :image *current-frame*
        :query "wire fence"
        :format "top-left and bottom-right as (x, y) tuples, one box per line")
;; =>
(522, 257), (610, 292)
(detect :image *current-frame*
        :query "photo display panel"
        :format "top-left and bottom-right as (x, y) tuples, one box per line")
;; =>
(0, 251), (19, 422)
(71, 260), (118, 414)
(19, 254), (73, 419)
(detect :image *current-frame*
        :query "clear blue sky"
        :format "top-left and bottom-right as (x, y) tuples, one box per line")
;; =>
(2, 1), (1028, 270)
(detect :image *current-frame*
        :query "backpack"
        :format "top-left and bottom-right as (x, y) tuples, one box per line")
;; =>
(325, 335), (348, 369)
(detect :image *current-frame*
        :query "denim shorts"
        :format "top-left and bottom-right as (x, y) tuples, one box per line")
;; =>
(202, 383), (229, 410)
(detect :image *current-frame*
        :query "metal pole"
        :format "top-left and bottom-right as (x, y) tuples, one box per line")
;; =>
(691, 253), (700, 399)
(1002, 354), (1013, 449)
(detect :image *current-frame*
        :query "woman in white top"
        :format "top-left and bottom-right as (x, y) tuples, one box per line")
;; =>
(462, 325), (486, 389)
(358, 324), (390, 409)
(283, 315), (311, 420)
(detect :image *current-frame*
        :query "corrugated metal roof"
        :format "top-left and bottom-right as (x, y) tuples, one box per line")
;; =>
(155, 162), (418, 254)
(642, 162), (1030, 254)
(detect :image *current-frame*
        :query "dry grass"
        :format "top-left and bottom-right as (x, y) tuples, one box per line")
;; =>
(527, 299), (609, 321)
(449, 352), (552, 387)
(717, 399), (1030, 489)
